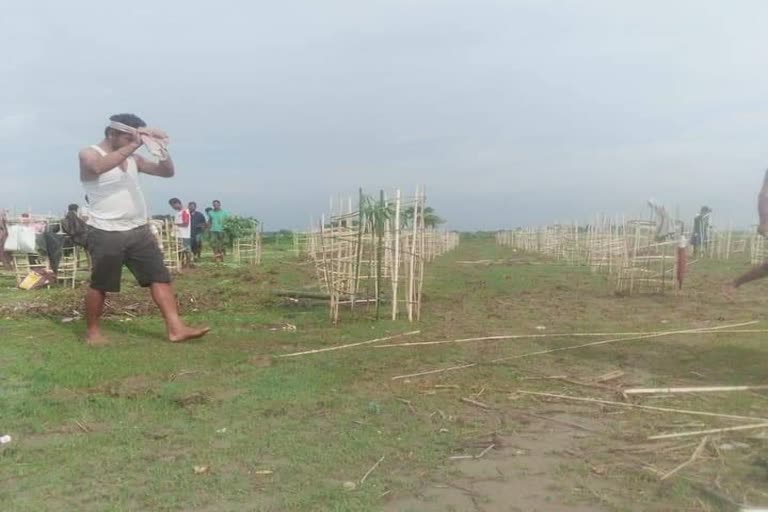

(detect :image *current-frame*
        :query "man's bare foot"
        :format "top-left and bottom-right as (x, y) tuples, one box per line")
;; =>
(758, 224), (768, 238)
(85, 331), (109, 346)
(168, 325), (210, 343)
(722, 283), (738, 301)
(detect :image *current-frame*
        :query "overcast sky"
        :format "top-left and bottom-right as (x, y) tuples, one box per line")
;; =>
(3, 0), (768, 230)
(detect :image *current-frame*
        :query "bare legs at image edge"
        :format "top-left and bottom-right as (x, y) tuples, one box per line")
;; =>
(724, 169), (768, 298)
(85, 283), (209, 346)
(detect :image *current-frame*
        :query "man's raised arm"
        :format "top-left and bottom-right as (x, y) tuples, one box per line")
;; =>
(79, 140), (142, 180)
(135, 153), (175, 178)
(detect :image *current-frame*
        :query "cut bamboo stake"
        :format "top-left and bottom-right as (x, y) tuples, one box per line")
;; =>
(359, 456), (385, 486)
(625, 385), (768, 396)
(660, 435), (708, 481)
(649, 423), (768, 441)
(277, 330), (420, 358)
(516, 391), (768, 423)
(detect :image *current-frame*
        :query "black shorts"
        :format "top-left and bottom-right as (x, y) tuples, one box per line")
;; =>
(87, 225), (171, 292)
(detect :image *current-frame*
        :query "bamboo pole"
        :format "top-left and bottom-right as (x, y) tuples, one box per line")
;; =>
(649, 423), (768, 440)
(375, 328), (768, 348)
(391, 189), (401, 320)
(407, 187), (419, 322)
(491, 320), (758, 363)
(277, 330), (421, 358)
(624, 385), (768, 395)
(516, 391), (768, 423)
(352, 188), (365, 310)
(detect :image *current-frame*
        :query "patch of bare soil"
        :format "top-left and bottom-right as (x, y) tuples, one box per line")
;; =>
(83, 374), (162, 400)
(384, 411), (615, 512)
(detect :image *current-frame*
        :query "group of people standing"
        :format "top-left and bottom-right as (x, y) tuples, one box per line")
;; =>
(168, 199), (228, 265)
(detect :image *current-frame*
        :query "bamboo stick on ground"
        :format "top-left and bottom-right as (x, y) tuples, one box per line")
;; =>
(625, 385), (768, 395)
(660, 435), (709, 481)
(277, 330), (420, 358)
(359, 456), (385, 486)
(491, 321), (758, 363)
(649, 423), (768, 440)
(388, 321), (759, 380)
(516, 391), (768, 422)
(375, 327), (767, 348)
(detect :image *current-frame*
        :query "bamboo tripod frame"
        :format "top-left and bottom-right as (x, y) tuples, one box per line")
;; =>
(151, 219), (182, 273)
(302, 187), (459, 323)
(234, 221), (262, 265)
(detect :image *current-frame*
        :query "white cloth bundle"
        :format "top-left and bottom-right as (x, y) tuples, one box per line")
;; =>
(109, 121), (170, 160)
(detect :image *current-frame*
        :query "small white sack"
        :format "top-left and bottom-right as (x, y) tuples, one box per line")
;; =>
(4, 225), (36, 253)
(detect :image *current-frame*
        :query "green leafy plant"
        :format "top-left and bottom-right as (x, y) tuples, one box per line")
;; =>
(401, 206), (444, 228)
(220, 216), (259, 246)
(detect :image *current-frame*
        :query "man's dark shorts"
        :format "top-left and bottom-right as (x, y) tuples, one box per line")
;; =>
(88, 225), (171, 292)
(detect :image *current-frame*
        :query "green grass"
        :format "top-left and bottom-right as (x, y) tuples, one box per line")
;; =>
(1, 235), (767, 511)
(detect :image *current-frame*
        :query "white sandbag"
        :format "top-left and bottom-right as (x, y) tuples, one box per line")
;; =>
(4, 225), (36, 253)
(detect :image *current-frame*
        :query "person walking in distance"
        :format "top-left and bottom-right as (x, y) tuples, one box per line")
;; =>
(169, 198), (192, 268)
(208, 199), (228, 262)
(188, 201), (207, 260)
(78, 113), (209, 345)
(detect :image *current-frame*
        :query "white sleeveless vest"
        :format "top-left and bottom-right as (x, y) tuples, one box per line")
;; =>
(81, 145), (148, 231)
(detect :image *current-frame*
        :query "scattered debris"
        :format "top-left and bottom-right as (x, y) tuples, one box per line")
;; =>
(216, 428), (227, 434)
(174, 392), (209, 407)
(718, 441), (751, 452)
(396, 398), (417, 414)
(660, 435), (709, 481)
(593, 370), (625, 383)
(359, 456), (385, 486)
(460, 397), (492, 410)
(475, 443), (495, 459)
(343, 481), (357, 491)
(0, 435), (11, 444)
(253, 470), (274, 476)
(74, 420), (91, 433)
(193, 465), (210, 475)
(450, 443), (496, 461)
(508, 409), (596, 433)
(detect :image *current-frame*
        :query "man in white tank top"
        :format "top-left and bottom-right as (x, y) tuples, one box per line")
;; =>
(78, 113), (209, 345)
